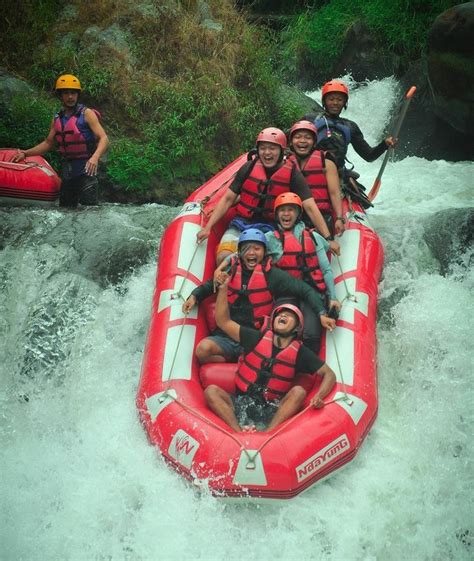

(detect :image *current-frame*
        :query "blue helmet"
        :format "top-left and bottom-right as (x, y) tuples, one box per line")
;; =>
(238, 228), (267, 249)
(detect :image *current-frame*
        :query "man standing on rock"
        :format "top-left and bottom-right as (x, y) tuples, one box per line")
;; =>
(13, 74), (109, 208)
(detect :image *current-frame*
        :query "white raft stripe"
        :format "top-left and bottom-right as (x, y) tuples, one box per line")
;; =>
(325, 326), (354, 386)
(332, 229), (360, 276)
(177, 222), (207, 283)
(232, 450), (267, 486)
(162, 324), (196, 381)
(333, 392), (368, 425)
(158, 276), (199, 320)
(335, 277), (369, 323)
(145, 389), (177, 422)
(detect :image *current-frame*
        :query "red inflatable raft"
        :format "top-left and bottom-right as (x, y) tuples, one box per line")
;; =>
(137, 154), (384, 500)
(0, 149), (60, 204)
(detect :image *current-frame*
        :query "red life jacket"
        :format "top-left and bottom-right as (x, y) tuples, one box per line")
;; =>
(236, 329), (302, 401)
(274, 228), (327, 294)
(53, 104), (98, 160)
(227, 256), (273, 328)
(290, 151), (331, 212)
(235, 159), (293, 221)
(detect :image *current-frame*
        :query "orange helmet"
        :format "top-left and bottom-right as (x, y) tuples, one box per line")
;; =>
(55, 74), (82, 91)
(322, 80), (349, 102)
(256, 127), (287, 150)
(274, 192), (303, 213)
(289, 120), (317, 139)
(271, 303), (304, 338)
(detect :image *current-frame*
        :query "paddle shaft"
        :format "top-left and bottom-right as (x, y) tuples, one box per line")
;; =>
(368, 86), (416, 201)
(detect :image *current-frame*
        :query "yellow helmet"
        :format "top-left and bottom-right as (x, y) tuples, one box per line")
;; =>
(55, 74), (81, 91)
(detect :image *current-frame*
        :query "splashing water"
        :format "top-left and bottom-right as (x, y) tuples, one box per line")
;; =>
(1, 78), (473, 560)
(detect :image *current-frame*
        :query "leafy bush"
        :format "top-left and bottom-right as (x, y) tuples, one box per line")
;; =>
(0, 94), (60, 169)
(281, 0), (459, 82)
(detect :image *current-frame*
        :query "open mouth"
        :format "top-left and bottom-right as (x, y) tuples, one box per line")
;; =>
(280, 216), (294, 228)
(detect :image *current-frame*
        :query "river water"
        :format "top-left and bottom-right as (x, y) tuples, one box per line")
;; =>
(1, 78), (472, 561)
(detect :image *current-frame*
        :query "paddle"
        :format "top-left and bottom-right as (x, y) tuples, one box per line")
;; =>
(368, 85), (417, 202)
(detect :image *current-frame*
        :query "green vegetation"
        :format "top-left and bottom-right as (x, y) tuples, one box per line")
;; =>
(0, 0), (305, 200)
(0, 0), (459, 201)
(281, 0), (459, 82)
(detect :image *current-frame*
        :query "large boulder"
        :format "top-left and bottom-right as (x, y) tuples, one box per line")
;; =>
(427, 3), (474, 136)
(334, 21), (401, 81)
(0, 68), (33, 107)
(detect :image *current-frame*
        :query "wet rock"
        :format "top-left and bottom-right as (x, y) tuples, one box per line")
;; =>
(427, 3), (474, 136)
(0, 68), (33, 107)
(335, 21), (401, 81)
(423, 207), (474, 275)
(396, 58), (474, 162)
(81, 24), (135, 67)
(197, 0), (223, 32)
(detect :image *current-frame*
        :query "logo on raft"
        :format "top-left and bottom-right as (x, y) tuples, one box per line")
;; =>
(168, 429), (200, 469)
(296, 434), (350, 482)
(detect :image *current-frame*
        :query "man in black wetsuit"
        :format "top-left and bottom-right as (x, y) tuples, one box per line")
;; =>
(304, 80), (396, 206)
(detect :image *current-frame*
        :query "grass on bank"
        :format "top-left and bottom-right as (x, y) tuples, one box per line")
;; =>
(1, 1), (305, 199)
(281, 0), (460, 83)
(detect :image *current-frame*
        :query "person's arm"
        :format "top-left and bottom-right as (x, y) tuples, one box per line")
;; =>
(312, 232), (338, 304)
(84, 109), (109, 176)
(350, 122), (388, 162)
(310, 363), (336, 408)
(269, 267), (336, 330)
(325, 158), (344, 236)
(12, 120), (56, 162)
(181, 279), (214, 313)
(196, 187), (238, 243)
(215, 275), (241, 342)
(301, 197), (340, 256)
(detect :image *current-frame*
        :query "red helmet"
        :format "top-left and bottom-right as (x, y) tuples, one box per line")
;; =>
(256, 127), (287, 150)
(289, 120), (317, 139)
(271, 303), (304, 338)
(322, 80), (349, 102)
(274, 192), (303, 213)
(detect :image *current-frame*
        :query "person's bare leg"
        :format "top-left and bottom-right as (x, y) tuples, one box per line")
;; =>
(196, 338), (226, 364)
(205, 385), (242, 431)
(266, 386), (307, 431)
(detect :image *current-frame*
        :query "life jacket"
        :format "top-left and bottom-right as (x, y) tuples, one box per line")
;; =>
(314, 116), (351, 169)
(274, 228), (327, 293)
(227, 256), (273, 328)
(290, 150), (331, 212)
(236, 329), (302, 401)
(235, 159), (293, 221)
(53, 104), (98, 160)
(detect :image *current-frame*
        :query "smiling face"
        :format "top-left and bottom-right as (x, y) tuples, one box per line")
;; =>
(59, 89), (80, 111)
(324, 92), (347, 116)
(276, 204), (300, 230)
(290, 130), (315, 158)
(239, 242), (266, 270)
(272, 308), (299, 337)
(258, 141), (282, 168)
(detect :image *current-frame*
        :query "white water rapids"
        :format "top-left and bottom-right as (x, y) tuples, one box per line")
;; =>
(1, 78), (472, 561)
